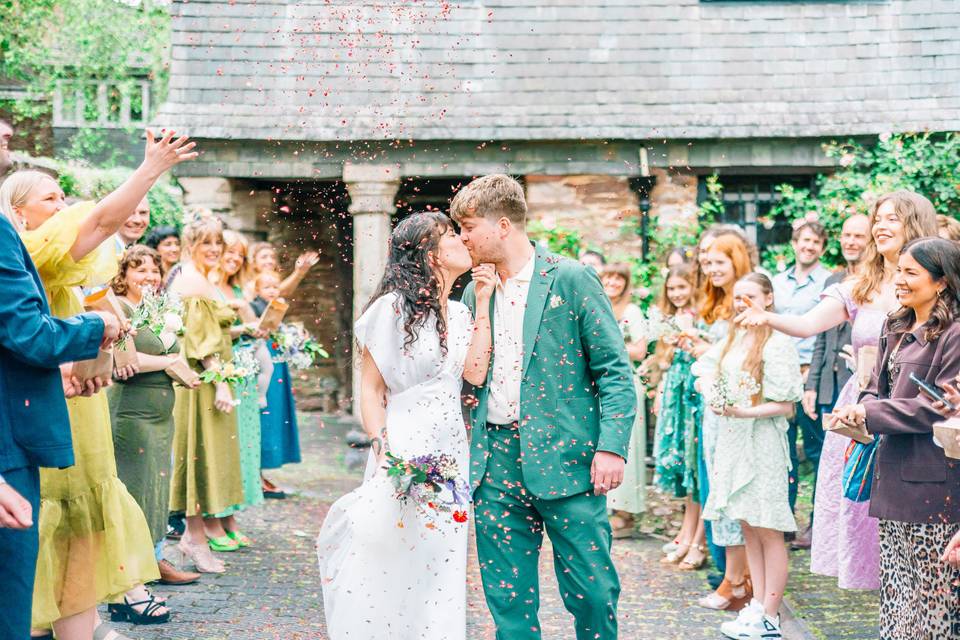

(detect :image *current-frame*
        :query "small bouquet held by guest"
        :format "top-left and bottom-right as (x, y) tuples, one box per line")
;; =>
(129, 286), (184, 352)
(382, 452), (470, 527)
(199, 355), (252, 389)
(270, 322), (329, 370)
(707, 371), (761, 414)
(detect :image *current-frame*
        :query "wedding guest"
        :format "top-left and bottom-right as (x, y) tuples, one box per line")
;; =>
(108, 246), (201, 616)
(208, 229), (270, 548)
(246, 240), (319, 301)
(936, 213), (960, 243)
(250, 270), (301, 498)
(599, 263), (648, 537)
(118, 197), (150, 247)
(651, 264), (707, 569)
(695, 273), (803, 640)
(169, 217), (245, 573)
(683, 234), (754, 608)
(771, 220), (831, 514)
(665, 246), (693, 268)
(0, 117), (12, 176)
(144, 224), (181, 285)
(736, 190), (939, 590)
(579, 249), (606, 272)
(0, 192), (119, 640)
(794, 213), (870, 550)
(0, 128), (195, 639)
(832, 237), (960, 638)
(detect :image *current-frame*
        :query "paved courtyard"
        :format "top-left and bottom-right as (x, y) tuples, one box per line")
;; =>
(109, 413), (877, 640)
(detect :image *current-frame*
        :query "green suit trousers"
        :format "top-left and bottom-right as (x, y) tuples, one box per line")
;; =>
(474, 424), (620, 640)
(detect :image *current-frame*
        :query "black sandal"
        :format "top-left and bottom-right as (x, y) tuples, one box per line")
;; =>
(108, 594), (171, 625)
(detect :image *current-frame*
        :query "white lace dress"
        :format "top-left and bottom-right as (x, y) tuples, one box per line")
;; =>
(693, 330), (803, 532)
(316, 293), (473, 640)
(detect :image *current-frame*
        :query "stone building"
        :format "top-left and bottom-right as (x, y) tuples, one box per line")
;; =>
(158, 0), (960, 407)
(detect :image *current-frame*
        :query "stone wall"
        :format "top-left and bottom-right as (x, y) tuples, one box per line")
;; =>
(263, 183), (353, 413)
(524, 172), (699, 262)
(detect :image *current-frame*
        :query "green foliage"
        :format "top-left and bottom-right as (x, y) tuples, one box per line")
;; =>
(764, 132), (960, 270)
(0, 0), (170, 161)
(527, 219), (585, 259)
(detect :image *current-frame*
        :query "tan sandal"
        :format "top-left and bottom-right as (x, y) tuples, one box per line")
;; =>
(660, 542), (691, 564)
(677, 544), (707, 570)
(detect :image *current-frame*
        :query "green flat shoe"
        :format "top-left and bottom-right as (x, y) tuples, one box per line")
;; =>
(226, 530), (251, 547)
(207, 534), (240, 552)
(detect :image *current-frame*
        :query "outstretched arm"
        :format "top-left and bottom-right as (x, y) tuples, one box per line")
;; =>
(70, 129), (197, 262)
(734, 295), (848, 339)
(278, 251), (320, 300)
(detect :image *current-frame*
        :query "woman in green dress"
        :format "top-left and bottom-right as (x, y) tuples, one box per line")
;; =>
(169, 217), (245, 574)
(207, 229), (271, 550)
(599, 263), (648, 537)
(108, 245), (202, 621)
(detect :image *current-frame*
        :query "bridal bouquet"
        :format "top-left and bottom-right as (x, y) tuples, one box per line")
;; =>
(270, 322), (329, 370)
(707, 371), (761, 412)
(645, 307), (683, 342)
(383, 452), (470, 527)
(129, 286), (184, 352)
(199, 355), (253, 387)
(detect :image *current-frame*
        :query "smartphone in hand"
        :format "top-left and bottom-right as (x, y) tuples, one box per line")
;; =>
(910, 372), (957, 413)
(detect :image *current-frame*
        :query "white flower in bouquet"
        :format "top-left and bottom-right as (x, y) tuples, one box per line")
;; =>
(130, 287), (185, 352)
(708, 371), (761, 412)
(270, 322), (329, 370)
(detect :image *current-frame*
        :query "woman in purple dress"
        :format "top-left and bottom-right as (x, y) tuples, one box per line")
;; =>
(735, 190), (937, 589)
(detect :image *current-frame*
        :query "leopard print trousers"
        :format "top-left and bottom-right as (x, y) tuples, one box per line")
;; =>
(878, 519), (960, 640)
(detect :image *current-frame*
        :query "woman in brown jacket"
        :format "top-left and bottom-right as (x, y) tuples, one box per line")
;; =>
(832, 237), (960, 640)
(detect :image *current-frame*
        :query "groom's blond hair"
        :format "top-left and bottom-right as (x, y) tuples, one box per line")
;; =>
(449, 174), (526, 227)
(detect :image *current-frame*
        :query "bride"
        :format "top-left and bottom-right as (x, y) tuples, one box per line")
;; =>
(317, 211), (495, 639)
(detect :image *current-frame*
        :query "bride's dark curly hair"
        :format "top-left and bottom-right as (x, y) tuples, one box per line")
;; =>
(366, 211), (453, 355)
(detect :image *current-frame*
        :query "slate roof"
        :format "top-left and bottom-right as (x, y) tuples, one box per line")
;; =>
(158, 0), (960, 142)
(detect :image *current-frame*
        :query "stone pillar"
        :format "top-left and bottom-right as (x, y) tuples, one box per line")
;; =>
(344, 163), (400, 415)
(177, 176), (271, 237)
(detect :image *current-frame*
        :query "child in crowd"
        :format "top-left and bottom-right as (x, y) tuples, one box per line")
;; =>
(651, 263), (707, 569)
(250, 270), (283, 317)
(693, 273), (803, 640)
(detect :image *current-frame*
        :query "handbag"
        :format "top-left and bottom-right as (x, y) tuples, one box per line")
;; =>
(841, 437), (878, 502)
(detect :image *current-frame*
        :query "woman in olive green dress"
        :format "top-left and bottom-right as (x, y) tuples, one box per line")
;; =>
(169, 218), (245, 574)
(206, 229), (270, 551)
(109, 246), (202, 597)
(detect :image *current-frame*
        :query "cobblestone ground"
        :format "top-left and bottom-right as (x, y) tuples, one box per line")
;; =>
(108, 414), (877, 640)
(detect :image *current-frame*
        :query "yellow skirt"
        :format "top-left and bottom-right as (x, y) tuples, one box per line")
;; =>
(32, 391), (159, 628)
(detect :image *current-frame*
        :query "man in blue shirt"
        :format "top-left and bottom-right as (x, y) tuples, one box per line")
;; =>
(771, 220), (831, 516)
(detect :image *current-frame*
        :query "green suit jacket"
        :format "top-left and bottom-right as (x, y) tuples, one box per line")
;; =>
(462, 243), (637, 500)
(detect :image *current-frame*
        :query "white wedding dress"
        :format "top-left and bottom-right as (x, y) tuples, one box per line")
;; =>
(317, 292), (473, 640)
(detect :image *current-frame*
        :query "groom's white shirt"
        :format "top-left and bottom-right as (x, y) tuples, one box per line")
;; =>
(486, 252), (535, 425)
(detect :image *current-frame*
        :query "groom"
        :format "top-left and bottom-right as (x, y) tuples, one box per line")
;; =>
(452, 174), (636, 640)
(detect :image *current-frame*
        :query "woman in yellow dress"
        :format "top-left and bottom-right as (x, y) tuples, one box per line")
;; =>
(0, 130), (197, 639)
(169, 216), (246, 573)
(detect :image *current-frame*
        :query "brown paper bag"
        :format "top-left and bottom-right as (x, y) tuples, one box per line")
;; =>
(822, 411), (875, 445)
(856, 345), (879, 391)
(72, 348), (114, 381)
(933, 419), (960, 460)
(113, 340), (139, 370)
(83, 287), (126, 319)
(165, 356), (201, 388)
(257, 298), (290, 333)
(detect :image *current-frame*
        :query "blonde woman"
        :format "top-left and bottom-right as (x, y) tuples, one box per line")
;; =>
(736, 190), (939, 590)
(0, 130), (195, 639)
(208, 229), (273, 548)
(599, 263), (648, 537)
(169, 218), (246, 572)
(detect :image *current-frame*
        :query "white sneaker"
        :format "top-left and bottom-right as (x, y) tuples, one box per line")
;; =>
(720, 600), (763, 639)
(737, 614), (783, 640)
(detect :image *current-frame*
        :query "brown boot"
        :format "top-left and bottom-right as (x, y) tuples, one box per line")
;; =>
(157, 559), (202, 585)
(791, 523), (813, 550)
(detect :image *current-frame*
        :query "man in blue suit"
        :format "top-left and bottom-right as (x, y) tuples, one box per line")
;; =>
(0, 192), (121, 638)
